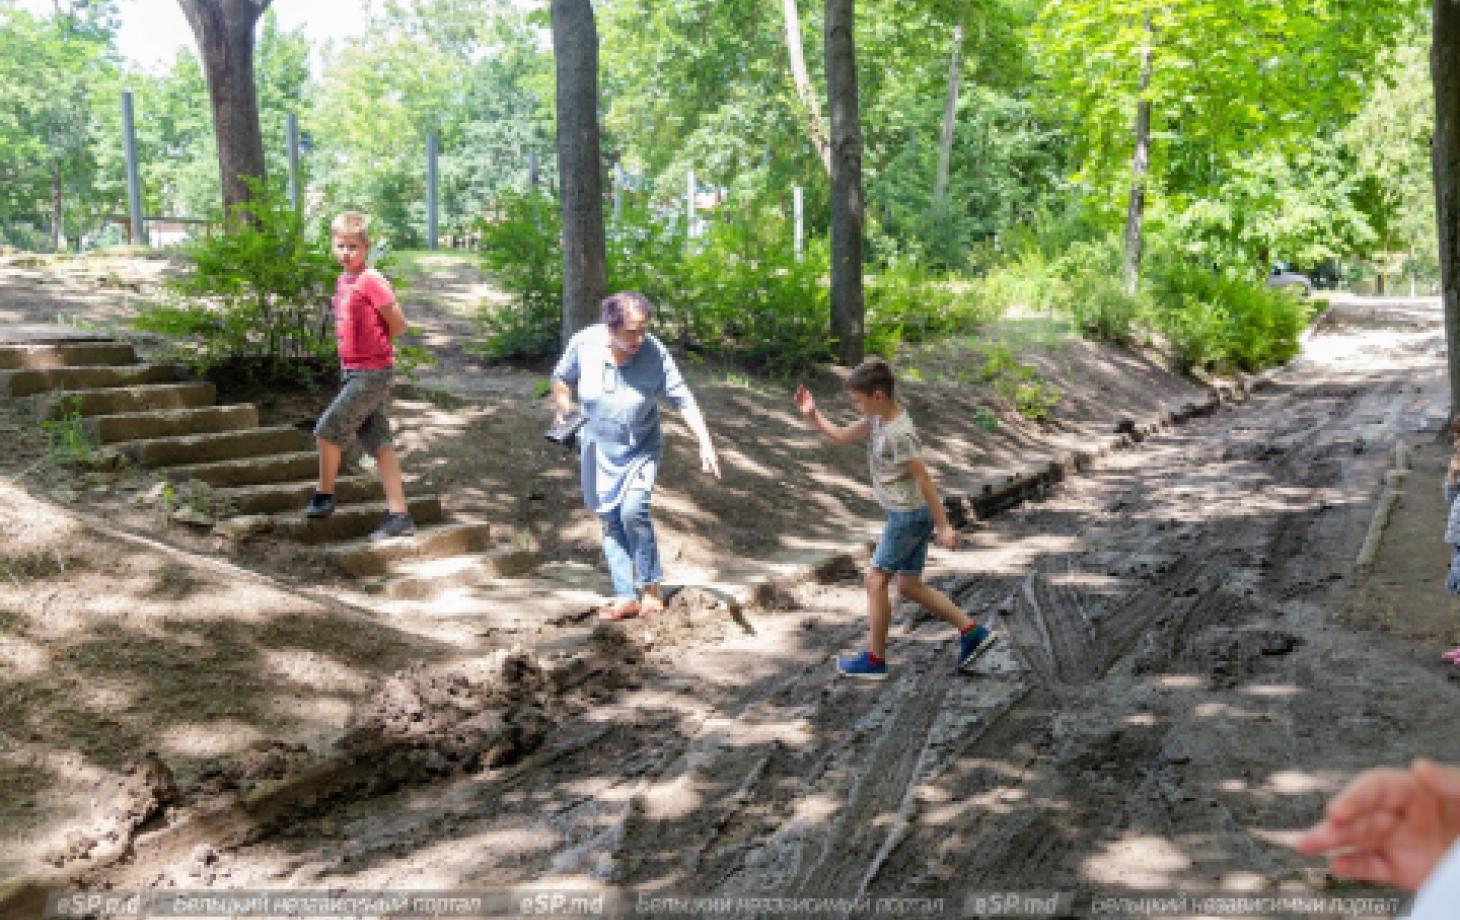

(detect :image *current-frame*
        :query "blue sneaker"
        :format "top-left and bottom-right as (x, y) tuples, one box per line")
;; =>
(836, 651), (888, 681)
(957, 625), (996, 671)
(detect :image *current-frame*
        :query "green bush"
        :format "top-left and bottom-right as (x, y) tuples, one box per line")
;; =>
(474, 190), (563, 361)
(1048, 238), (1144, 344)
(474, 194), (836, 373)
(979, 342), (1061, 421)
(865, 258), (992, 357)
(1147, 260), (1309, 372)
(133, 181), (340, 385)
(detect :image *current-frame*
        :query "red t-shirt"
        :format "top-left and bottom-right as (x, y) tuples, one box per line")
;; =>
(332, 268), (395, 370)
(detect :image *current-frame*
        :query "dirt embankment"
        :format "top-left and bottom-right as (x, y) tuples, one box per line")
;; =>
(3, 253), (1456, 910)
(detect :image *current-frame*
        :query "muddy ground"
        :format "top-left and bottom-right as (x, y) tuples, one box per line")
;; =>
(2, 253), (1458, 918)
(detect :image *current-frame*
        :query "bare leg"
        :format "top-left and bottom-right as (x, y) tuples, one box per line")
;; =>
(897, 574), (974, 633)
(866, 568), (894, 659)
(373, 444), (408, 514)
(316, 437), (342, 493)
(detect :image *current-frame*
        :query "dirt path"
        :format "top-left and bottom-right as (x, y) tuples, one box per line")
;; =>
(2, 250), (1454, 914)
(4, 296), (1445, 918)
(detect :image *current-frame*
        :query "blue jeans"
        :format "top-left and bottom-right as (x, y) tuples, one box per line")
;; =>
(600, 488), (662, 599)
(871, 505), (934, 575)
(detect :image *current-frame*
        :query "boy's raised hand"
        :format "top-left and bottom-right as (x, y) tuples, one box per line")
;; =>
(934, 524), (959, 551)
(793, 385), (817, 419)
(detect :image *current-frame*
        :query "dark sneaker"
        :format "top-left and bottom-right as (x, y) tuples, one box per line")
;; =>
(957, 625), (997, 672)
(836, 651), (888, 681)
(305, 491), (335, 518)
(368, 512), (416, 542)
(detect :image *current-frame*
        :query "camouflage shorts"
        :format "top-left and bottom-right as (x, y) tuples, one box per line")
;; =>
(314, 368), (394, 454)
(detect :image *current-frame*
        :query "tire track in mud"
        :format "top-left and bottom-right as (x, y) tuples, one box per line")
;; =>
(855, 368), (1414, 896)
(336, 365), (1402, 897)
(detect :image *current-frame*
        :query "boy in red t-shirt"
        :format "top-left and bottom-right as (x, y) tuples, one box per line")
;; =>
(308, 211), (414, 541)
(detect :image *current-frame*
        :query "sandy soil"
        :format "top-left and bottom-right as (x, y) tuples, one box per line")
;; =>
(2, 253), (1457, 916)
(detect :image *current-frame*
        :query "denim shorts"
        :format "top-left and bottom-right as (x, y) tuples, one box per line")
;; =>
(314, 368), (394, 454)
(871, 505), (933, 575)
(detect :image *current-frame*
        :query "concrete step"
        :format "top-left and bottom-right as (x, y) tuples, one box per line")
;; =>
(322, 521), (497, 576)
(0, 342), (138, 370)
(30, 382), (216, 419)
(379, 549), (542, 600)
(117, 426), (314, 468)
(1, 364), (180, 398)
(214, 475), (383, 516)
(273, 496), (444, 544)
(85, 404), (259, 445)
(166, 451), (319, 488)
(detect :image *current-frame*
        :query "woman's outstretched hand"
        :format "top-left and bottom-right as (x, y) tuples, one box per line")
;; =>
(793, 385), (816, 419)
(699, 440), (721, 479)
(1296, 759), (1460, 891)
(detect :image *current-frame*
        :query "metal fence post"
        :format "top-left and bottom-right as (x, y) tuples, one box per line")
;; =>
(793, 186), (804, 261)
(286, 113), (301, 212)
(121, 90), (146, 246)
(426, 131), (439, 250)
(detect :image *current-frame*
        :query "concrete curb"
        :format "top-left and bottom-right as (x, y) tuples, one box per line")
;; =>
(1356, 440), (1413, 571)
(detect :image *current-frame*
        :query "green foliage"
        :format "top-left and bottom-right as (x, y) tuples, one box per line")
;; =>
(1146, 260), (1310, 372)
(0, 3), (120, 249)
(611, 201), (835, 374)
(40, 396), (94, 464)
(475, 192), (837, 374)
(973, 405), (1000, 430)
(473, 190), (563, 361)
(979, 342), (1061, 421)
(864, 258), (992, 357)
(1047, 238), (1144, 344)
(133, 180), (339, 383)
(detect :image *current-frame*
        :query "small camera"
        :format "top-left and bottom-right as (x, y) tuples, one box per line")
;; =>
(545, 411), (585, 450)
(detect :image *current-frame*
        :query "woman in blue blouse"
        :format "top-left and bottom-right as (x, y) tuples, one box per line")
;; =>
(550, 292), (721, 620)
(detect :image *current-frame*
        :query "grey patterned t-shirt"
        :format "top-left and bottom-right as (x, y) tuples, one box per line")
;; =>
(869, 410), (925, 511)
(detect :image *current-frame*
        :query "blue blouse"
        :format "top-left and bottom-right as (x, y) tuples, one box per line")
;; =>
(551, 324), (697, 513)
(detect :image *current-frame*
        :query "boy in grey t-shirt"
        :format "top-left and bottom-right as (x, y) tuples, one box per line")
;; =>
(794, 357), (996, 680)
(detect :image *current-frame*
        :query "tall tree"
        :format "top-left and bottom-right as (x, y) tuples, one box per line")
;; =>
(825, 0), (864, 364)
(551, 0), (607, 341)
(1121, 12), (1152, 294)
(781, 0), (831, 175)
(176, 0), (271, 215)
(930, 23), (964, 212)
(1434, 0), (1460, 415)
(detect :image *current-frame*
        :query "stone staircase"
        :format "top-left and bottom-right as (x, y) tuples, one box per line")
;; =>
(1, 337), (536, 594)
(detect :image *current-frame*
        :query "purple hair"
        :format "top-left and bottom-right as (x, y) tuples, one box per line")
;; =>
(600, 291), (655, 329)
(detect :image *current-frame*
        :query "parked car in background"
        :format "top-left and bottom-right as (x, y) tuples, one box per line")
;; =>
(1266, 263), (1313, 297)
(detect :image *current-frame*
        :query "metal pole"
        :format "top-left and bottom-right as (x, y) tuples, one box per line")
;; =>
(686, 168), (696, 239)
(528, 150), (539, 189)
(426, 131), (439, 251)
(121, 90), (146, 246)
(613, 161), (625, 222)
(793, 186), (804, 261)
(286, 113), (301, 212)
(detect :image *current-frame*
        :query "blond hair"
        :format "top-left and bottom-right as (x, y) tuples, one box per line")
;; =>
(330, 211), (370, 243)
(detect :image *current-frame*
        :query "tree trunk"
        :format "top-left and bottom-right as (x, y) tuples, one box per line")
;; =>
(1435, 0), (1460, 419)
(50, 162), (62, 252)
(551, 0), (608, 342)
(931, 24), (964, 213)
(825, 0), (864, 365)
(177, 0), (271, 217)
(781, 0), (831, 175)
(1122, 13), (1153, 296)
